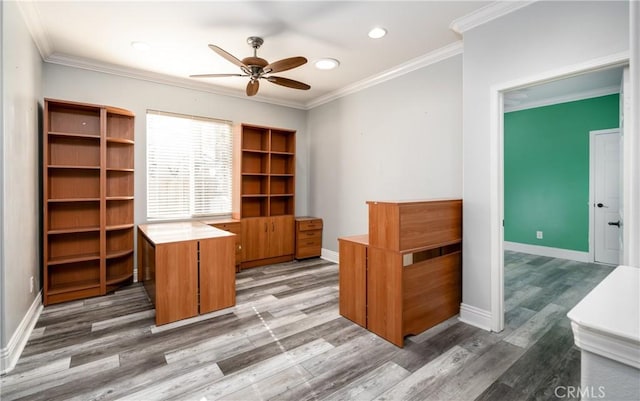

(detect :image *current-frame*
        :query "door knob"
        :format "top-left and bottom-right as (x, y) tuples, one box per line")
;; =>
(608, 220), (621, 227)
(596, 203), (604, 208)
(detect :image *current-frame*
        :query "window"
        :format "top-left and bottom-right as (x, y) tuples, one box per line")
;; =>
(146, 110), (232, 220)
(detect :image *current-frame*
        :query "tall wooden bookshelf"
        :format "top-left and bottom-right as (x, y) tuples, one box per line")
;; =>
(43, 99), (135, 305)
(232, 123), (295, 268)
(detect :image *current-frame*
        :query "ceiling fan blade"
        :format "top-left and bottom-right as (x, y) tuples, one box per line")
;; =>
(246, 80), (259, 96)
(264, 57), (307, 74)
(266, 76), (311, 90)
(189, 73), (245, 78)
(208, 44), (247, 69)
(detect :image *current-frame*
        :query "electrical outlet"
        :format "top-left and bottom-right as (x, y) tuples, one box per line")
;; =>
(30, 276), (34, 293)
(536, 231), (543, 239)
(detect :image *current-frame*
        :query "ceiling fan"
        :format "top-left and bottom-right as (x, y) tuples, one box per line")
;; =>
(190, 36), (311, 96)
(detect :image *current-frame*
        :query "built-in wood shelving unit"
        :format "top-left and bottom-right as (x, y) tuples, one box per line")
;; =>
(43, 98), (135, 305)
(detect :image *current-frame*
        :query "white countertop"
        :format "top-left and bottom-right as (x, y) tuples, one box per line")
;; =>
(567, 265), (640, 369)
(138, 221), (235, 245)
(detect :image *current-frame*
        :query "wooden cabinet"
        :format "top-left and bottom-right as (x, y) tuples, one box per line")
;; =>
(43, 99), (134, 305)
(339, 199), (462, 347)
(203, 218), (242, 270)
(241, 215), (294, 267)
(137, 222), (236, 325)
(295, 217), (323, 259)
(233, 124), (296, 268)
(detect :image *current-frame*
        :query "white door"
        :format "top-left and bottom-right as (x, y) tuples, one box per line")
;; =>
(618, 67), (629, 264)
(592, 129), (621, 265)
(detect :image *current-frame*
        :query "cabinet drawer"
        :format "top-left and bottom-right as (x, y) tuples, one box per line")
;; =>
(297, 237), (321, 248)
(298, 219), (323, 231)
(296, 244), (321, 259)
(296, 229), (322, 240)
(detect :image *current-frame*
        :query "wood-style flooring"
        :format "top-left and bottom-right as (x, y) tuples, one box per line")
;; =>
(0, 252), (614, 401)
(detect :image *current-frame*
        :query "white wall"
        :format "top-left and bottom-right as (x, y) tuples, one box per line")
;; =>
(1, 0), (43, 366)
(461, 1), (630, 325)
(43, 64), (309, 229)
(307, 55), (463, 253)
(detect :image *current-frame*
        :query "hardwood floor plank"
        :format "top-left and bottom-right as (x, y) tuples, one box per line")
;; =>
(503, 302), (565, 348)
(405, 315), (459, 344)
(526, 347), (581, 401)
(504, 306), (537, 330)
(321, 361), (410, 401)
(496, 322), (576, 398)
(0, 357), (70, 387)
(504, 284), (542, 312)
(219, 365), (315, 401)
(8, 325), (148, 374)
(91, 309), (156, 331)
(248, 306), (341, 349)
(177, 338), (334, 401)
(375, 345), (475, 401)
(474, 381), (522, 401)
(276, 335), (399, 401)
(1, 355), (119, 401)
(115, 362), (224, 401)
(164, 331), (254, 365)
(421, 341), (526, 401)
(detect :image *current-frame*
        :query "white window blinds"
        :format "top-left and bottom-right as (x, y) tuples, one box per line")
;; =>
(146, 110), (232, 220)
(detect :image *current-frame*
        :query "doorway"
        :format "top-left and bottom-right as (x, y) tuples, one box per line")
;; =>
(489, 55), (630, 333)
(590, 129), (621, 265)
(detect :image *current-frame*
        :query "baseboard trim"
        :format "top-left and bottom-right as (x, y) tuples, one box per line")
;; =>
(321, 248), (339, 264)
(504, 241), (590, 263)
(0, 291), (43, 375)
(459, 303), (493, 331)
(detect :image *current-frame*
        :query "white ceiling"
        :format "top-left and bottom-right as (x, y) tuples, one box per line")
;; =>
(19, 1), (492, 108)
(19, 1), (622, 110)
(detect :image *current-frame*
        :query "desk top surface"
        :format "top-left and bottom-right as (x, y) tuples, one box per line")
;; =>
(338, 234), (369, 245)
(138, 222), (235, 245)
(567, 265), (639, 344)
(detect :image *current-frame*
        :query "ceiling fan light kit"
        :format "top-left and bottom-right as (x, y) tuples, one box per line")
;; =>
(190, 36), (311, 97)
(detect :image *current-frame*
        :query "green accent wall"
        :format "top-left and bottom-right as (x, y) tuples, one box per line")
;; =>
(504, 94), (619, 251)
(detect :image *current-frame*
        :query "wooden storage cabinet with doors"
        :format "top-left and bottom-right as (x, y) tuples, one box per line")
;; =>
(43, 98), (134, 305)
(241, 215), (294, 268)
(137, 222), (235, 325)
(202, 218), (242, 271)
(295, 217), (323, 259)
(233, 123), (296, 269)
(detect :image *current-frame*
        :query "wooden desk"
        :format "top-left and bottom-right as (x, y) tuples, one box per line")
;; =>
(338, 234), (368, 328)
(338, 199), (462, 347)
(137, 222), (236, 325)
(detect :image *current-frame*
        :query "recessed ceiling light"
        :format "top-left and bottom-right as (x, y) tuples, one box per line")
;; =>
(314, 58), (340, 70)
(131, 41), (151, 52)
(368, 27), (387, 39)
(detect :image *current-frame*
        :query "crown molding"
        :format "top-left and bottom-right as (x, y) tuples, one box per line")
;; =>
(44, 53), (307, 110)
(16, 0), (53, 58)
(304, 40), (463, 110)
(450, 1), (537, 34)
(504, 85), (620, 112)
